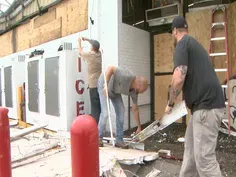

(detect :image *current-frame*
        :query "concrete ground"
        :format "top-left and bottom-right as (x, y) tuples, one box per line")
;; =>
(121, 159), (181, 177)
(137, 159), (181, 177)
(11, 123), (236, 177)
(10, 126), (161, 177)
(125, 123), (236, 177)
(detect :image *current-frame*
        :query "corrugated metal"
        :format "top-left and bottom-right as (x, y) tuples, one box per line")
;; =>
(0, 24), (5, 31)
(24, 0), (38, 17)
(14, 12), (23, 22)
(0, 0), (61, 34)
(39, 0), (55, 7)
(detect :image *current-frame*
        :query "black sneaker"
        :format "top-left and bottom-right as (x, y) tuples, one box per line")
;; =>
(115, 141), (129, 149)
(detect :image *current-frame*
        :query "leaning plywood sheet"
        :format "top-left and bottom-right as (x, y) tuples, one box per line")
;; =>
(186, 8), (227, 82)
(155, 75), (183, 123)
(154, 33), (174, 73)
(228, 2), (236, 75)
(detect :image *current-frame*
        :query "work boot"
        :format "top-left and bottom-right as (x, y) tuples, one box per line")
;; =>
(115, 141), (129, 149)
(99, 138), (104, 147)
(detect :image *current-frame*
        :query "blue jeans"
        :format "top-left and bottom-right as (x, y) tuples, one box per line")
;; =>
(97, 75), (125, 143)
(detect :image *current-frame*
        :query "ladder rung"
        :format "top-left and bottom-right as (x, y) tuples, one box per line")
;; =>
(222, 85), (227, 88)
(215, 68), (227, 72)
(211, 37), (226, 41)
(213, 6), (226, 13)
(210, 52), (226, 57)
(212, 22), (225, 28)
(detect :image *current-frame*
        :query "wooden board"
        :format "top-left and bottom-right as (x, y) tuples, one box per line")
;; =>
(228, 2), (236, 76)
(34, 9), (56, 29)
(154, 75), (183, 123)
(56, 0), (88, 36)
(0, 31), (13, 57)
(30, 18), (62, 47)
(15, 20), (32, 52)
(0, 0), (88, 57)
(186, 8), (227, 83)
(154, 33), (174, 73)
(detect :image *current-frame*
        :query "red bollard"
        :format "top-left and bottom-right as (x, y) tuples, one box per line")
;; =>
(0, 107), (12, 177)
(70, 115), (99, 177)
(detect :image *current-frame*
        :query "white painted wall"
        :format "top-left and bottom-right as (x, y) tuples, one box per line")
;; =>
(0, 0), (151, 132)
(0, 55), (25, 119)
(88, 0), (151, 132)
(0, 30), (91, 131)
(88, 0), (119, 68)
(118, 1), (151, 130)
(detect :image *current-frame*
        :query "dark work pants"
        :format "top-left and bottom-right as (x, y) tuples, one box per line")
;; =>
(89, 87), (101, 124)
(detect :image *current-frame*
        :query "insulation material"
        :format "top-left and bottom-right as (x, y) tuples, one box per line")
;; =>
(154, 75), (183, 123)
(132, 101), (188, 143)
(100, 146), (159, 165)
(102, 161), (127, 177)
(154, 33), (174, 73)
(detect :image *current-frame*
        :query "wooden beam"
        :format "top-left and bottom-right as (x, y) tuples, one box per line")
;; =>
(10, 124), (48, 142)
(12, 142), (59, 166)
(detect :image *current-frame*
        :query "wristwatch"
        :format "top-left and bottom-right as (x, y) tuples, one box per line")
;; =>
(168, 101), (175, 107)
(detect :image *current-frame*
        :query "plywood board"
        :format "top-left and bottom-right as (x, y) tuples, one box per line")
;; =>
(34, 9), (56, 29)
(0, 0), (88, 57)
(154, 33), (174, 73)
(154, 75), (183, 123)
(56, 0), (88, 37)
(186, 8), (227, 83)
(228, 2), (236, 76)
(15, 20), (32, 52)
(30, 18), (62, 47)
(0, 31), (13, 57)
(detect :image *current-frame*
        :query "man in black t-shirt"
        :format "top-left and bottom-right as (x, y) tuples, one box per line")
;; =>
(165, 16), (225, 177)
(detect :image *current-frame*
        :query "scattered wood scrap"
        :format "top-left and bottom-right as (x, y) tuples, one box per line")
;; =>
(10, 124), (48, 142)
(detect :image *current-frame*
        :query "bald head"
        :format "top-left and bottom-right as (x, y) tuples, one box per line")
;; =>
(135, 76), (148, 94)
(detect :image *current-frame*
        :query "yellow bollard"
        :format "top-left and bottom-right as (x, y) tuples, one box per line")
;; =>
(17, 86), (27, 127)
(17, 86), (23, 122)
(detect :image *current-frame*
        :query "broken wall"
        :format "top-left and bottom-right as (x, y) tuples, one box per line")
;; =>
(119, 23), (151, 129)
(118, 0), (151, 130)
(0, 0), (88, 57)
(153, 33), (184, 123)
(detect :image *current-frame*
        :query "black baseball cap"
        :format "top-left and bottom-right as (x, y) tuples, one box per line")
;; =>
(89, 39), (100, 50)
(168, 16), (188, 33)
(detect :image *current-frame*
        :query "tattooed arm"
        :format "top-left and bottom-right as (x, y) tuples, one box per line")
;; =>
(164, 65), (187, 114)
(165, 65), (187, 113)
(168, 65), (188, 106)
